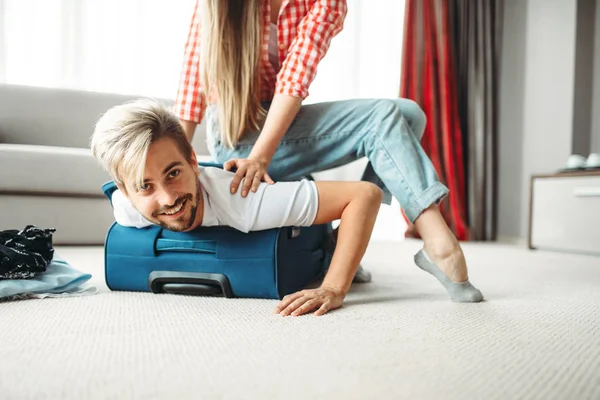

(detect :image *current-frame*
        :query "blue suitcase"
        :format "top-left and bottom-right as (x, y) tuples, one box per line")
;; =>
(101, 164), (331, 299)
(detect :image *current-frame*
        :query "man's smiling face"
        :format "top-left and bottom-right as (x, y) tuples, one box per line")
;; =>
(120, 136), (203, 232)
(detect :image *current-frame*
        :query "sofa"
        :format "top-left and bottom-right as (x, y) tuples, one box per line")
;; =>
(0, 84), (211, 245)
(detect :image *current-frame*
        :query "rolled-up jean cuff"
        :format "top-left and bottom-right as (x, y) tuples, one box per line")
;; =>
(403, 182), (449, 223)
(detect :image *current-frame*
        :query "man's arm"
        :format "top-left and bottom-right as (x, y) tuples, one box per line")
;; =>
(313, 181), (382, 296)
(272, 181), (383, 317)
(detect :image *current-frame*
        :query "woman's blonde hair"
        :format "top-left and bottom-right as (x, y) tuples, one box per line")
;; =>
(90, 99), (194, 191)
(199, 0), (266, 148)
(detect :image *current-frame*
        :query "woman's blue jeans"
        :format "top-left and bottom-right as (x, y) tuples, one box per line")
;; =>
(205, 98), (448, 223)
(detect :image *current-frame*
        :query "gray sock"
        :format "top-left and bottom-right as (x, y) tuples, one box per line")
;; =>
(353, 264), (372, 283)
(414, 249), (484, 303)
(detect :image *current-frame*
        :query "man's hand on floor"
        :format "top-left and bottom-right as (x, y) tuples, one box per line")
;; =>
(274, 285), (345, 317)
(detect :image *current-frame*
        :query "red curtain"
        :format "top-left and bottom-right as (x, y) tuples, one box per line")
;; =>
(400, 0), (469, 241)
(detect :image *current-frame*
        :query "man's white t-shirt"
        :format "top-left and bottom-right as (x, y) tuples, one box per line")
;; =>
(111, 166), (320, 233)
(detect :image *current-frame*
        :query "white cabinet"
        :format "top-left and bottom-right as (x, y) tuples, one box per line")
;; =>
(529, 172), (600, 256)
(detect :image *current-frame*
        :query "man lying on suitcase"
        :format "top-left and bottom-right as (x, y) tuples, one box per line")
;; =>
(90, 99), (383, 317)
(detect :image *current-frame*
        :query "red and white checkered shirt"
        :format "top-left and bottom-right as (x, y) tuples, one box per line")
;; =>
(174, 0), (348, 124)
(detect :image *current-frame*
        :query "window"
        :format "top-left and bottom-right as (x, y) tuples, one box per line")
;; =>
(1, 0), (405, 102)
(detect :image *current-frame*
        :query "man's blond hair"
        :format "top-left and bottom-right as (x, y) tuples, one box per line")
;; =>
(90, 98), (194, 190)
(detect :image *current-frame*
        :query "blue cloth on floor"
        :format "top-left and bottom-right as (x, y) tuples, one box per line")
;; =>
(0, 255), (92, 299)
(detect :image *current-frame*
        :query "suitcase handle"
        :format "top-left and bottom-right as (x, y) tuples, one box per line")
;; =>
(148, 271), (233, 298)
(155, 239), (217, 254)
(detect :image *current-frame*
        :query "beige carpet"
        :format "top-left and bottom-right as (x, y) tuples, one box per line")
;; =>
(1, 239), (599, 400)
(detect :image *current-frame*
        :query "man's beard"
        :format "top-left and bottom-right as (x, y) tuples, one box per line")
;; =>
(150, 179), (202, 232)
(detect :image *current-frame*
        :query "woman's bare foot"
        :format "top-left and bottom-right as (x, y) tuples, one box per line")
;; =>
(413, 247), (483, 302)
(413, 205), (469, 283)
(423, 241), (468, 283)
(410, 205), (482, 302)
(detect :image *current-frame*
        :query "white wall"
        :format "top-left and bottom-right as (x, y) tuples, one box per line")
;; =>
(592, 0), (600, 153)
(498, 0), (578, 241)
